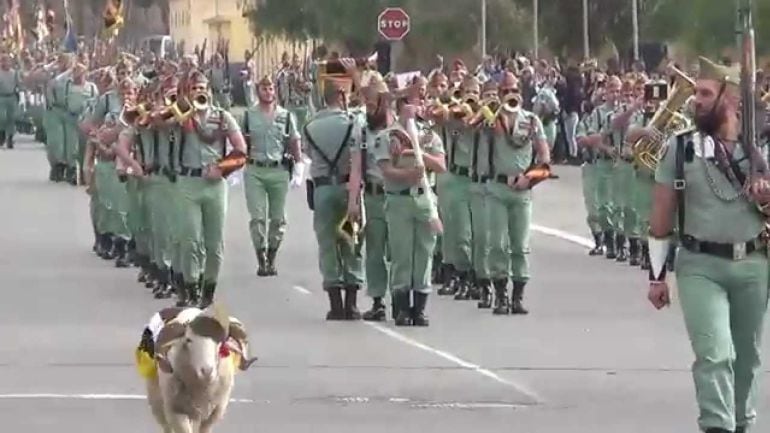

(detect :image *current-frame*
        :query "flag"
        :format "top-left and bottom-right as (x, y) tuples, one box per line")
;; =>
(62, 0), (78, 53)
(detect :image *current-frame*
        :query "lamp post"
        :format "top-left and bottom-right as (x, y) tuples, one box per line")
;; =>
(533, 0), (539, 58)
(583, 0), (589, 59)
(481, 0), (487, 59)
(632, 0), (639, 61)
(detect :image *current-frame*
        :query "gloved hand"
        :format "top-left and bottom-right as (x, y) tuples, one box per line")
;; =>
(290, 161), (305, 188)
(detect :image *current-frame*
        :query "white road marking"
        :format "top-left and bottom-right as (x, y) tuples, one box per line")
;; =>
(292, 285), (312, 295)
(531, 224), (594, 249)
(364, 322), (544, 404)
(0, 393), (258, 403)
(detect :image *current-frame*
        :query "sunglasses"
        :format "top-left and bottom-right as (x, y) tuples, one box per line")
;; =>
(500, 88), (519, 95)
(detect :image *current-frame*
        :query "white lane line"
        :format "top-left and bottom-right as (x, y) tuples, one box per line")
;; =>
(364, 322), (544, 404)
(0, 393), (258, 403)
(531, 224), (594, 249)
(292, 285), (312, 295)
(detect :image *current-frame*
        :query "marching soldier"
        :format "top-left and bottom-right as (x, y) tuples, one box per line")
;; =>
(487, 71), (550, 315)
(532, 68), (560, 152)
(241, 75), (301, 277)
(374, 95), (446, 326)
(0, 53), (21, 149)
(648, 57), (770, 433)
(304, 71), (366, 321)
(576, 86), (605, 255)
(45, 53), (75, 183)
(207, 52), (232, 110)
(63, 63), (99, 184)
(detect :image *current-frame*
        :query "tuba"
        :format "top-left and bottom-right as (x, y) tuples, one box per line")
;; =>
(631, 66), (696, 171)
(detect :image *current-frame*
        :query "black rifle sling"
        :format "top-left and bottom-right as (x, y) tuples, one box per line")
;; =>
(244, 111), (250, 156)
(360, 127), (368, 185)
(675, 134), (686, 233)
(303, 118), (354, 177)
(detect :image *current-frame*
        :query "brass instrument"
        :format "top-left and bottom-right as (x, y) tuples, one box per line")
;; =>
(466, 95), (502, 127)
(119, 102), (150, 127)
(191, 90), (210, 111)
(631, 66), (696, 171)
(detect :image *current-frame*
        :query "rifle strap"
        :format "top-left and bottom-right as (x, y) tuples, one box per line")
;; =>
(675, 134), (687, 233)
(303, 117), (354, 177)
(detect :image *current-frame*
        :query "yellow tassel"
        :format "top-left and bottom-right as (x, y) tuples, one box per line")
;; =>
(135, 348), (158, 379)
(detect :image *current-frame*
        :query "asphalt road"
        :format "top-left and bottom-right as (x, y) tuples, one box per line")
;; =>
(1, 135), (769, 433)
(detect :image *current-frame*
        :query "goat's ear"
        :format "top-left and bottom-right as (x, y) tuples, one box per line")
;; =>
(155, 322), (186, 351)
(156, 354), (173, 374)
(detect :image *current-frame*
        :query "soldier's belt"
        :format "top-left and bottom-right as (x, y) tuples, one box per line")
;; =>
(313, 174), (349, 186)
(144, 164), (160, 175)
(248, 158), (281, 168)
(0, 92), (17, 97)
(388, 187), (426, 196)
(179, 167), (204, 177)
(364, 182), (385, 196)
(470, 174), (491, 183)
(680, 234), (766, 261)
(449, 164), (470, 177)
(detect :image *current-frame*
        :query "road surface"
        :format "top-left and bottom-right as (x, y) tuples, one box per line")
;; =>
(1, 135), (768, 432)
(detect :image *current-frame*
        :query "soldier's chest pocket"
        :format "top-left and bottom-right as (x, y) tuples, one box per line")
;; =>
(509, 124), (531, 148)
(269, 120), (289, 144)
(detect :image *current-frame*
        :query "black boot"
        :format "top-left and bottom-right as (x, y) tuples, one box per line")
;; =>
(666, 244), (676, 272)
(6, 134), (13, 149)
(127, 239), (137, 266)
(94, 233), (105, 256)
(735, 425), (746, 433)
(145, 262), (159, 289)
(437, 264), (456, 295)
(100, 234), (114, 260)
(477, 278), (493, 309)
(492, 279), (509, 315)
(256, 249), (268, 277)
(394, 291), (412, 326)
(468, 271), (481, 300)
(136, 256), (149, 283)
(67, 166), (78, 186)
(114, 238), (130, 268)
(343, 285), (362, 320)
(154, 268), (173, 299)
(510, 281), (529, 315)
(49, 166), (57, 182)
(266, 248), (278, 276)
(628, 238), (641, 266)
(362, 297), (386, 321)
(174, 273), (188, 307)
(188, 279), (201, 306)
(604, 231), (616, 259)
(325, 287), (345, 320)
(588, 232), (604, 256)
(411, 292), (429, 327)
(615, 234), (627, 262)
(640, 241), (651, 270)
(453, 271), (471, 300)
(431, 252), (443, 284)
(55, 164), (66, 183)
(199, 281), (217, 308)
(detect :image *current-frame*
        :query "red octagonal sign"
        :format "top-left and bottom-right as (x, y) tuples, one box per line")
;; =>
(378, 7), (410, 41)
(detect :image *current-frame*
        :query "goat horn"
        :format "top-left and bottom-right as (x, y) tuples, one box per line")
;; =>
(226, 341), (258, 371)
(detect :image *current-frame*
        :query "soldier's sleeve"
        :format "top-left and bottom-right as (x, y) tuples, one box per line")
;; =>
(654, 136), (678, 186)
(287, 111), (300, 141)
(348, 113), (365, 149)
(220, 110), (241, 133)
(424, 131), (445, 156)
(88, 94), (107, 125)
(530, 114), (547, 142)
(373, 132), (392, 163)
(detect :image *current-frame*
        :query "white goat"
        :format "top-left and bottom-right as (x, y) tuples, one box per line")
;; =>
(139, 306), (257, 433)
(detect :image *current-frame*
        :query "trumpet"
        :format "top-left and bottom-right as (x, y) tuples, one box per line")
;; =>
(119, 102), (150, 127)
(466, 95), (502, 127)
(191, 90), (210, 111)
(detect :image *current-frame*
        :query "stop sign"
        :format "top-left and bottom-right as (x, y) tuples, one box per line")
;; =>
(378, 7), (411, 41)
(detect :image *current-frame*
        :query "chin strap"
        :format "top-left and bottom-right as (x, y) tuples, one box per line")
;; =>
(648, 235), (671, 282)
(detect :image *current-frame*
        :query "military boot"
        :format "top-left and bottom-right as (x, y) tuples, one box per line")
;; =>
(325, 287), (345, 320)
(266, 248), (279, 276)
(55, 164), (67, 183)
(153, 268), (173, 299)
(188, 279), (201, 306)
(453, 271), (471, 300)
(94, 233), (106, 256)
(468, 272), (481, 300)
(393, 290), (412, 327)
(735, 425), (746, 433)
(114, 238), (130, 268)
(48, 166), (57, 182)
(66, 166), (78, 186)
(492, 279), (510, 315)
(127, 239), (137, 266)
(411, 292), (429, 327)
(640, 241), (651, 270)
(6, 135), (12, 149)
(477, 278), (493, 309)
(510, 281), (529, 315)
(199, 281), (217, 308)
(437, 264), (457, 296)
(100, 233), (115, 260)
(588, 232), (604, 256)
(343, 285), (362, 320)
(256, 249), (268, 277)
(628, 238), (641, 266)
(145, 262), (159, 290)
(431, 252), (444, 284)
(136, 256), (150, 283)
(173, 273), (187, 306)
(362, 297), (386, 321)
(604, 231), (616, 259)
(615, 234), (628, 262)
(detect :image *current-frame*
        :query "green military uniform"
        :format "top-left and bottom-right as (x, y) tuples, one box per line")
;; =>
(631, 110), (658, 269)
(0, 67), (21, 149)
(608, 104), (641, 262)
(487, 108), (547, 315)
(375, 121), (444, 327)
(651, 56), (770, 433)
(532, 83), (560, 151)
(469, 121), (494, 307)
(576, 111), (603, 254)
(304, 106), (365, 320)
(241, 103), (299, 276)
(64, 78), (98, 181)
(174, 106), (240, 307)
(208, 66), (232, 110)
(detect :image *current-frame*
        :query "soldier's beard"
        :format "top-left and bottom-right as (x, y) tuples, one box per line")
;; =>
(694, 104), (724, 136)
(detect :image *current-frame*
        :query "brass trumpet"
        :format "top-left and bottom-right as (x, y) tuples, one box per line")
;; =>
(466, 95), (502, 127)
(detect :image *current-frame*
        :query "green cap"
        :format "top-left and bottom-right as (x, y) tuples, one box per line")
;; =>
(698, 56), (740, 87)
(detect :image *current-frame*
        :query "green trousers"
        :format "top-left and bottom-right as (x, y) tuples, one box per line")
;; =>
(470, 182), (492, 279)
(0, 95), (16, 140)
(487, 183), (532, 282)
(437, 172), (473, 272)
(634, 169), (655, 240)
(243, 165), (290, 252)
(176, 176), (228, 285)
(45, 108), (66, 165)
(145, 174), (174, 270)
(543, 121), (557, 150)
(62, 115), (83, 168)
(364, 191), (390, 298)
(385, 192), (438, 294)
(312, 184), (365, 289)
(42, 108), (55, 166)
(581, 162), (601, 233)
(595, 159), (615, 232)
(675, 248), (769, 432)
(127, 177), (150, 256)
(93, 160), (130, 238)
(612, 160), (638, 236)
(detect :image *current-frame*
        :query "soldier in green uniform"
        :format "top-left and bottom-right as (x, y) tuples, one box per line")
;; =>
(207, 53), (232, 111)
(172, 70), (247, 308)
(375, 97), (446, 326)
(44, 53), (74, 182)
(576, 87), (605, 255)
(532, 69), (560, 152)
(0, 54), (21, 149)
(648, 57), (770, 433)
(242, 75), (301, 276)
(62, 63), (98, 184)
(304, 73), (366, 321)
(487, 71), (550, 315)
